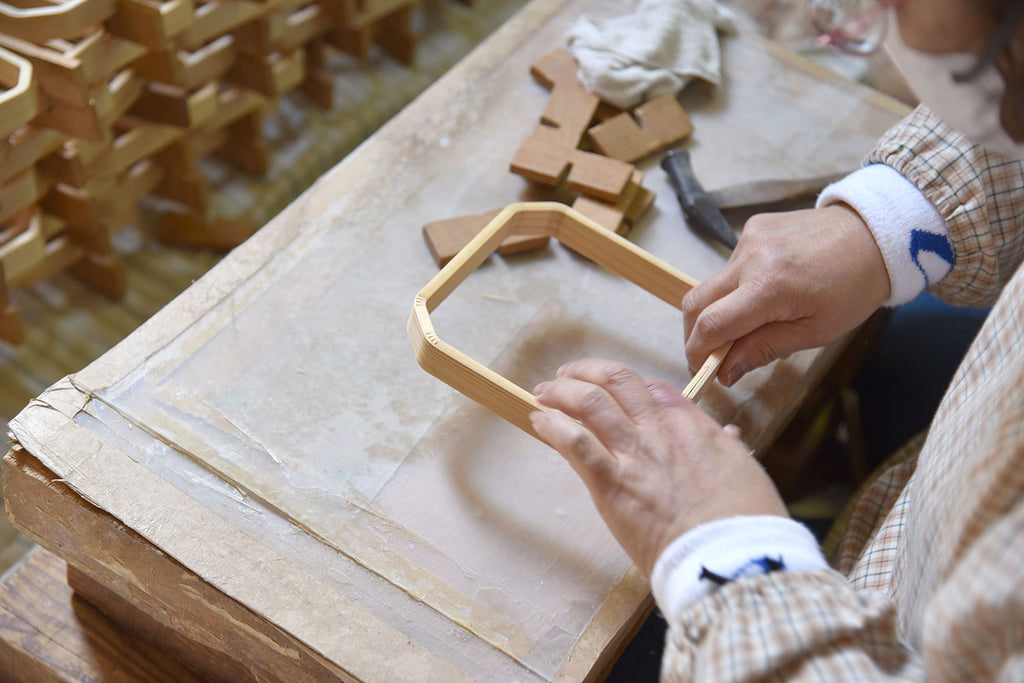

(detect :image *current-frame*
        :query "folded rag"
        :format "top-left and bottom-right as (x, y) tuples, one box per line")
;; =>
(566, 0), (737, 109)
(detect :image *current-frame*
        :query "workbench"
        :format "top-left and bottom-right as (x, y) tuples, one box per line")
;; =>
(2, 0), (910, 679)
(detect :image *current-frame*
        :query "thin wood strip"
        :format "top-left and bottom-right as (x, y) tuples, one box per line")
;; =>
(682, 342), (730, 404)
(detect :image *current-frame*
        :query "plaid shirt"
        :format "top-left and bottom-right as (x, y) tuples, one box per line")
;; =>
(662, 106), (1024, 681)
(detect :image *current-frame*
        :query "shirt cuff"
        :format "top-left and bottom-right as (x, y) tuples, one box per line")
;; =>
(816, 163), (953, 306)
(650, 515), (828, 623)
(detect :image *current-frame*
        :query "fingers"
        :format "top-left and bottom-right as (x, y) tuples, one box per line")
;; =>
(529, 409), (615, 490)
(644, 378), (688, 409)
(684, 282), (777, 376)
(556, 359), (663, 420)
(682, 264), (739, 342)
(535, 361), (646, 452)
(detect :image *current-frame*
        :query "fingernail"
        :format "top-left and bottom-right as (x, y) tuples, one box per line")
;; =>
(557, 363), (572, 377)
(725, 363), (749, 387)
(534, 381), (548, 395)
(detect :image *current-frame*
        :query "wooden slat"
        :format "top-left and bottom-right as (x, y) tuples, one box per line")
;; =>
(0, 545), (205, 682)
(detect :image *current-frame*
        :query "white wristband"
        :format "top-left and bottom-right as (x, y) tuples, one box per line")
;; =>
(650, 515), (828, 623)
(817, 164), (952, 306)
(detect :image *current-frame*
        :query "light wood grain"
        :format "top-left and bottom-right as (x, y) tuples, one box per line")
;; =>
(588, 93), (694, 163)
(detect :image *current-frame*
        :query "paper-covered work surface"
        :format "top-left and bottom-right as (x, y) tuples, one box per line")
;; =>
(7, 0), (911, 679)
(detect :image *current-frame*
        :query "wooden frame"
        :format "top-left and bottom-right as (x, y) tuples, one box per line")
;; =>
(409, 202), (729, 443)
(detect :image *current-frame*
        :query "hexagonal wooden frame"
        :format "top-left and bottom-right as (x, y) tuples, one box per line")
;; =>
(409, 202), (730, 442)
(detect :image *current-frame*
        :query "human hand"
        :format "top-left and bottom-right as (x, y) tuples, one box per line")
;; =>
(531, 358), (788, 576)
(683, 205), (889, 386)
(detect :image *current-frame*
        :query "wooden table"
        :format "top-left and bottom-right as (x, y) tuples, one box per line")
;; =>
(3, 0), (910, 680)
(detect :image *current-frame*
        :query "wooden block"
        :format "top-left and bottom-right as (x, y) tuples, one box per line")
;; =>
(327, 24), (372, 60)
(422, 208), (550, 267)
(129, 80), (219, 128)
(539, 83), (598, 148)
(180, 0), (264, 51)
(625, 184), (656, 225)
(31, 91), (105, 141)
(90, 68), (145, 126)
(274, 2), (328, 53)
(64, 26), (148, 80)
(511, 125), (635, 202)
(509, 125), (572, 185)
(375, 6), (417, 65)
(0, 169), (40, 224)
(214, 111), (268, 174)
(105, 0), (194, 48)
(133, 34), (236, 88)
(299, 38), (332, 108)
(326, 0), (420, 62)
(529, 48), (577, 90)
(93, 157), (163, 229)
(154, 169), (209, 213)
(0, 546), (206, 682)
(235, 0), (326, 56)
(0, 301), (24, 344)
(7, 233), (84, 289)
(587, 93), (694, 162)
(0, 209), (45, 283)
(68, 249), (124, 298)
(566, 148), (633, 202)
(227, 48), (304, 96)
(571, 170), (644, 235)
(0, 125), (63, 185)
(78, 120), (181, 182)
(157, 211), (258, 249)
(40, 181), (102, 238)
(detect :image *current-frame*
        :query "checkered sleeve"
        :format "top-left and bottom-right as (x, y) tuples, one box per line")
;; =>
(660, 570), (922, 681)
(865, 105), (1024, 307)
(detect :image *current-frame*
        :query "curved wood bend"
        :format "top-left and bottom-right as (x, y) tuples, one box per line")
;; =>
(408, 201), (730, 442)
(0, 46), (37, 138)
(0, 0), (117, 43)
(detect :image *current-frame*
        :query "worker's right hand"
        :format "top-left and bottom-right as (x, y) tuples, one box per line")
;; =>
(683, 204), (890, 385)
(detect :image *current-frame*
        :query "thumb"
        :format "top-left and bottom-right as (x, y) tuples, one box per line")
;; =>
(720, 320), (815, 385)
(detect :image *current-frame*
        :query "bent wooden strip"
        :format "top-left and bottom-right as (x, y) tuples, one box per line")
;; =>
(0, 0), (117, 43)
(0, 46), (37, 138)
(682, 342), (731, 404)
(410, 202), (724, 443)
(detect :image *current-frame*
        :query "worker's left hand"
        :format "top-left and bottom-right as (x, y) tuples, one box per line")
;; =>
(531, 358), (788, 577)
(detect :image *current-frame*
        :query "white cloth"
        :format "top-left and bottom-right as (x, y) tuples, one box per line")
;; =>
(817, 163), (953, 307)
(650, 515), (828, 622)
(565, 0), (736, 109)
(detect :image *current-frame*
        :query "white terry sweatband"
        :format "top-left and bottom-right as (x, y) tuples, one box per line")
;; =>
(650, 515), (828, 623)
(817, 163), (952, 306)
